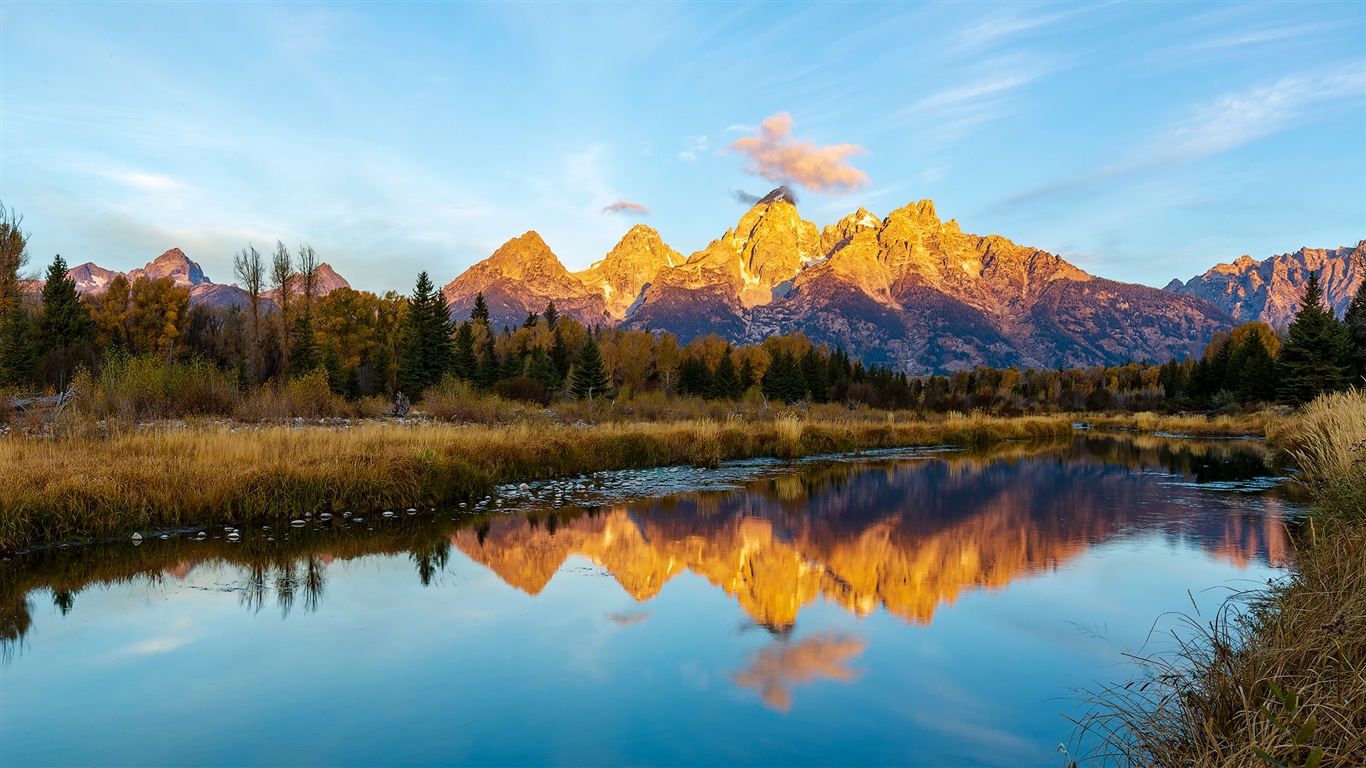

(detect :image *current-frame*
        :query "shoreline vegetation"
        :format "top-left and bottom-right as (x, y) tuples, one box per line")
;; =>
(0, 405), (1078, 553)
(1075, 388), (1366, 767)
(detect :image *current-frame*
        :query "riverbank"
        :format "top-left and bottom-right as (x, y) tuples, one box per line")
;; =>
(1076, 389), (1366, 766)
(0, 410), (1074, 552)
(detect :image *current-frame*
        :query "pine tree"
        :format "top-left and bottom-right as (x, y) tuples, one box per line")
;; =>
(395, 271), (454, 398)
(1345, 269), (1366, 384)
(35, 255), (92, 356)
(289, 312), (319, 377)
(550, 329), (571, 381)
(0, 301), (35, 387)
(522, 311), (538, 329)
(570, 335), (610, 400)
(800, 348), (828, 402)
(475, 337), (499, 390)
(678, 357), (713, 398)
(1235, 334), (1278, 404)
(1276, 272), (1351, 405)
(471, 292), (490, 324)
(712, 351), (742, 400)
(452, 322), (477, 381)
(527, 347), (562, 391)
(763, 350), (805, 404)
(543, 301), (559, 330)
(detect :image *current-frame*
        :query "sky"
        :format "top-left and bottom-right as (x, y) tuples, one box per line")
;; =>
(2, 1), (1363, 294)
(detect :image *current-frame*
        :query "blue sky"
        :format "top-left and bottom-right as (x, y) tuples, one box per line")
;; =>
(2, 1), (1363, 293)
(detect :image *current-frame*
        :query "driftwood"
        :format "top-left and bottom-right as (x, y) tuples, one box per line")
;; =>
(10, 389), (73, 414)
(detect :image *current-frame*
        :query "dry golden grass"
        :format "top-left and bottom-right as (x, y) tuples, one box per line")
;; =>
(1079, 409), (1290, 438)
(1076, 390), (1366, 766)
(0, 412), (1072, 551)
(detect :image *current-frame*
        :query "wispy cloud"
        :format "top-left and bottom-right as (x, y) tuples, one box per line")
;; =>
(1188, 22), (1330, 53)
(953, 6), (1087, 52)
(728, 112), (868, 194)
(601, 200), (651, 216)
(996, 65), (1366, 208)
(101, 170), (190, 193)
(732, 633), (866, 712)
(731, 189), (763, 206)
(678, 135), (708, 162)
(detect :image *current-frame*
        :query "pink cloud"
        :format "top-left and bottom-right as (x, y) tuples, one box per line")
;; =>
(601, 200), (652, 216)
(728, 113), (869, 194)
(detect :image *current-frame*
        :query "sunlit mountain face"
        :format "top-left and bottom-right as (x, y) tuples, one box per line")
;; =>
(1, 434), (1296, 654)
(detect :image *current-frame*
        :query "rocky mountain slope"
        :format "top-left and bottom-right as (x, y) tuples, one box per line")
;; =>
(443, 188), (1234, 372)
(26, 249), (350, 312)
(1167, 242), (1365, 328)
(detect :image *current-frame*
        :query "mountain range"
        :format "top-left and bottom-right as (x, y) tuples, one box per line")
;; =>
(26, 192), (1362, 373)
(440, 188), (1362, 372)
(27, 248), (351, 311)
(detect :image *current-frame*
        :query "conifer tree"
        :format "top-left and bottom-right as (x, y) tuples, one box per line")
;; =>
(452, 322), (478, 381)
(0, 301), (35, 387)
(522, 311), (538, 329)
(527, 347), (561, 391)
(35, 255), (92, 355)
(1276, 272), (1351, 405)
(475, 337), (499, 390)
(395, 271), (454, 398)
(570, 335), (610, 399)
(1345, 268), (1366, 384)
(543, 301), (559, 330)
(471, 292), (490, 324)
(1235, 333), (1278, 403)
(763, 350), (805, 404)
(712, 351), (742, 400)
(678, 357), (713, 398)
(800, 347), (828, 402)
(289, 313), (319, 377)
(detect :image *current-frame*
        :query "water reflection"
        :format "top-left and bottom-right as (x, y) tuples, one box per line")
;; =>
(733, 632), (866, 712)
(0, 433), (1297, 662)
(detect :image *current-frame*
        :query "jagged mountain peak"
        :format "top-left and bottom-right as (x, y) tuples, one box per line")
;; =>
(129, 247), (209, 288)
(1168, 240), (1365, 326)
(757, 185), (798, 206)
(580, 225), (684, 320)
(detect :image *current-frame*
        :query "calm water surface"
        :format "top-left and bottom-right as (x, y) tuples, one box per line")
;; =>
(1, 434), (1300, 767)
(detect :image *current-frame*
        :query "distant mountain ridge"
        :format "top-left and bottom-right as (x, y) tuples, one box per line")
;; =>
(25, 248), (351, 311)
(1166, 241), (1365, 328)
(441, 188), (1235, 373)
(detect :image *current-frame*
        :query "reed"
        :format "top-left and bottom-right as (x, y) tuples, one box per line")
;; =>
(0, 412), (1072, 551)
(1078, 409), (1289, 438)
(1073, 390), (1366, 766)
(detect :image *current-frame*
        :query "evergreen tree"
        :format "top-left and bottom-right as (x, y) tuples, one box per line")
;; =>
(452, 322), (478, 381)
(475, 337), (499, 390)
(395, 271), (454, 398)
(34, 255), (92, 356)
(527, 347), (562, 391)
(678, 357), (713, 398)
(500, 349), (525, 380)
(550, 329), (571, 381)
(800, 348), (828, 402)
(762, 350), (805, 404)
(1345, 269), (1366, 384)
(737, 357), (756, 392)
(1276, 272), (1352, 405)
(1235, 334), (1278, 404)
(712, 351), (742, 400)
(570, 335), (610, 399)
(522, 311), (538, 329)
(471, 292), (490, 324)
(0, 301), (35, 387)
(320, 341), (346, 395)
(289, 313), (319, 377)
(543, 301), (559, 330)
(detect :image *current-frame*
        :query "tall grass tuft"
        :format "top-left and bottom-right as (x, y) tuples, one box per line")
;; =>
(1074, 389), (1366, 766)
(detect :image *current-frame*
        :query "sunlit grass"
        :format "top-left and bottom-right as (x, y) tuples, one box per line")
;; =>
(1074, 390), (1366, 766)
(0, 412), (1072, 551)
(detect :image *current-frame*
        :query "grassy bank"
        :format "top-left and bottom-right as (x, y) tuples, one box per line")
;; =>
(0, 410), (1072, 552)
(1075, 390), (1366, 766)
(1076, 408), (1288, 438)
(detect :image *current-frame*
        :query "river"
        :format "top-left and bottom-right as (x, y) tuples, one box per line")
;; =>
(0, 433), (1300, 766)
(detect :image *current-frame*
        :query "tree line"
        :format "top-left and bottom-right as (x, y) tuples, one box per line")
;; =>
(2, 200), (1363, 414)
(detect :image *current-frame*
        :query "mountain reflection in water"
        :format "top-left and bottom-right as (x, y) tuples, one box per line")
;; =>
(1, 434), (1295, 660)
